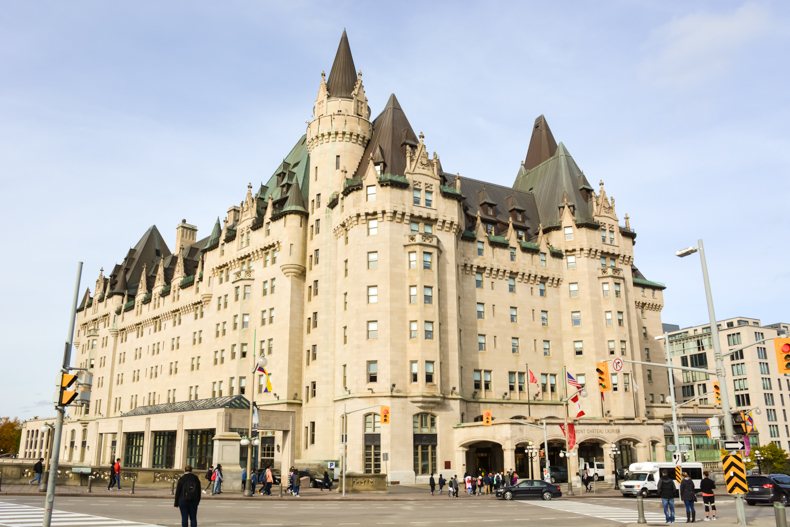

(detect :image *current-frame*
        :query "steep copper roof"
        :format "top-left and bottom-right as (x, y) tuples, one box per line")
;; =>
(523, 115), (558, 170)
(326, 30), (357, 99)
(353, 94), (418, 179)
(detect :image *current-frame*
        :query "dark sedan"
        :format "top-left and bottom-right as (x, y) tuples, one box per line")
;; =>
(496, 479), (562, 501)
(746, 474), (790, 506)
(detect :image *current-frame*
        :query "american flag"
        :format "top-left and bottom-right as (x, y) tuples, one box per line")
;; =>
(567, 372), (583, 390)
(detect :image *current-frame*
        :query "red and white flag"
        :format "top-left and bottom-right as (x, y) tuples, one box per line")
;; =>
(559, 424), (577, 451)
(528, 369), (538, 384)
(570, 392), (585, 419)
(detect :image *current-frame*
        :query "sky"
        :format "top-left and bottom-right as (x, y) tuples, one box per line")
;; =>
(1, 1), (788, 420)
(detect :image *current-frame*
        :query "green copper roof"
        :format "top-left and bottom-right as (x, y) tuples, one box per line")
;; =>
(519, 241), (540, 252)
(378, 173), (410, 188)
(633, 277), (666, 290)
(488, 235), (510, 247)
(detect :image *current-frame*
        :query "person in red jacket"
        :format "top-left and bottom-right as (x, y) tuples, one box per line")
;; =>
(112, 458), (122, 490)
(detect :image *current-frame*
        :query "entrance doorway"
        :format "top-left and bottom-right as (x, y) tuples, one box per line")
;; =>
(464, 441), (503, 475)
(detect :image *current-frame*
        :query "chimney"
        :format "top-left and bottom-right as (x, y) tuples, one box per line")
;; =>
(175, 219), (198, 252)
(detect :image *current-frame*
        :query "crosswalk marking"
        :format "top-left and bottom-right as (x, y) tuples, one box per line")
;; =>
(519, 498), (668, 524)
(0, 502), (163, 527)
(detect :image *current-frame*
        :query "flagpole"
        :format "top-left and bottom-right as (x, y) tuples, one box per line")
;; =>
(563, 366), (574, 496)
(525, 363), (531, 417)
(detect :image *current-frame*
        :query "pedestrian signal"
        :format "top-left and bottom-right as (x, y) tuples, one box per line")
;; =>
(774, 338), (790, 375)
(482, 410), (493, 426)
(381, 406), (390, 424)
(596, 361), (611, 392)
(59, 372), (79, 406)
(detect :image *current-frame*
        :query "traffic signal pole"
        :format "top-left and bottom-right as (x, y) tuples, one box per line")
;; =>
(43, 262), (82, 527)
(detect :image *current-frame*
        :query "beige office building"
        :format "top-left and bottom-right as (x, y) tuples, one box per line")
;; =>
(21, 32), (676, 484)
(667, 317), (790, 450)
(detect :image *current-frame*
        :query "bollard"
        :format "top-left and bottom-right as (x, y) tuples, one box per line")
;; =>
(0, 470), (3, 492)
(88, 476), (93, 494)
(636, 495), (647, 524)
(131, 477), (136, 495)
(171, 479), (176, 495)
(734, 495), (748, 527)
(775, 501), (787, 527)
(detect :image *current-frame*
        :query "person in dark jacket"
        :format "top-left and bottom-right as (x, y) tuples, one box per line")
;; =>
(174, 465), (201, 527)
(438, 474), (446, 494)
(30, 458), (44, 485)
(680, 472), (697, 523)
(429, 473), (436, 495)
(322, 470), (332, 491)
(658, 471), (677, 524)
(700, 471), (717, 521)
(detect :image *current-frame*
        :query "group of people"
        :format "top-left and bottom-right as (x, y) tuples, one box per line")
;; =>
(106, 458), (122, 490)
(657, 470), (718, 524)
(428, 470), (520, 497)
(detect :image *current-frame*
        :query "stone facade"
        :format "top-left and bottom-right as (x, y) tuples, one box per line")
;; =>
(21, 32), (675, 485)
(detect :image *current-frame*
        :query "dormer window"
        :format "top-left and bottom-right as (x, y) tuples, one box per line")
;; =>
(485, 223), (494, 235)
(487, 205), (494, 216)
(374, 163), (383, 176)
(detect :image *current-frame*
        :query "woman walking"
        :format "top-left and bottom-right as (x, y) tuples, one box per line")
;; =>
(680, 472), (697, 523)
(212, 464), (223, 495)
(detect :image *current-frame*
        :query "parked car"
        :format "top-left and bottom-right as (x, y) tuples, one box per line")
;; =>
(548, 466), (568, 483)
(746, 474), (790, 506)
(496, 479), (562, 501)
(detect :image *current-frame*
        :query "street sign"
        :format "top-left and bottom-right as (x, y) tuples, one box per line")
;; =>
(723, 441), (745, 451)
(721, 452), (747, 494)
(327, 461), (336, 469)
(612, 357), (624, 372)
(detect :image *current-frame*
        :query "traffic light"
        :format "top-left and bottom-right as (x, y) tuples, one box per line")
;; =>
(482, 410), (493, 426)
(381, 406), (390, 424)
(706, 417), (721, 439)
(59, 372), (79, 406)
(775, 338), (790, 375)
(596, 361), (611, 392)
(713, 381), (721, 405)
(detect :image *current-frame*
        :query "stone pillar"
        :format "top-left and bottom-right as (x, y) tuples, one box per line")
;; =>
(213, 431), (242, 491)
(455, 447), (468, 477)
(654, 442), (667, 463)
(141, 418), (152, 468)
(635, 442), (649, 463)
(174, 415), (185, 469)
(502, 447), (515, 473)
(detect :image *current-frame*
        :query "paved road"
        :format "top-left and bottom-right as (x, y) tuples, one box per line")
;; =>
(0, 495), (780, 527)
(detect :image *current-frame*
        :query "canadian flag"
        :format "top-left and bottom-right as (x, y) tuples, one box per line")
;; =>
(559, 423), (577, 451)
(528, 369), (538, 384)
(570, 393), (585, 419)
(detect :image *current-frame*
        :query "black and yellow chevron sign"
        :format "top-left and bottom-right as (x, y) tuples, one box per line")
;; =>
(674, 464), (682, 484)
(722, 452), (747, 494)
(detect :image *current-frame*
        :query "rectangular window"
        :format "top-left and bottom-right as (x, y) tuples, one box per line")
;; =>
(605, 311), (613, 327)
(423, 286), (433, 304)
(410, 221), (419, 233)
(569, 283), (579, 297)
(574, 341), (584, 356)
(538, 282), (546, 297)
(368, 219), (378, 236)
(367, 286), (378, 304)
(510, 247), (517, 262)
(409, 286), (418, 304)
(617, 311), (624, 327)
(564, 226), (573, 241)
(409, 320), (418, 339)
(413, 188), (421, 206)
(477, 241), (484, 256)
(423, 252), (433, 270)
(367, 251), (378, 270)
(424, 321), (434, 339)
(620, 340), (627, 355)
(539, 253), (547, 267)
(543, 340), (551, 356)
(367, 321), (379, 339)
(410, 361), (419, 382)
(366, 185), (376, 202)
(508, 277), (516, 293)
(567, 255), (576, 269)
(241, 313), (250, 329)
(475, 272), (483, 288)
(511, 337), (520, 354)
(124, 432), (144, 468)
(510, 307), (518, 323)
(477, 303), (485, 320)
(601, 283), (609, 297)
(541, 310), (549, 326)
(367, 361), (378, 383)
(608, 340), (616, 355)
(571, 311), (581, 327)
(614, 283), (622, 297)
(425, 191), (433, 208)
(425, 361), (435, 383)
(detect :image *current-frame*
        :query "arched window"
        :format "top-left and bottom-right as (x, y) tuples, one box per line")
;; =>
(364, 413), (381, 474)
(412, 413), (437, 475)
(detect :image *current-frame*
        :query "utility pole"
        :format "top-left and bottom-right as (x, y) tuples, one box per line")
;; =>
(43, 262), (82, 527)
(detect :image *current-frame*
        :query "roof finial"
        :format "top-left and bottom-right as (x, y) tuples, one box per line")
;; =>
(624, 213), (631, 230)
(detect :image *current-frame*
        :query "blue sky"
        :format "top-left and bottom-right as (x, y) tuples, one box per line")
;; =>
(1, 1), (788, 419)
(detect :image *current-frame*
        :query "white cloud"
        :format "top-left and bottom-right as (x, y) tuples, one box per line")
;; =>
(640, 2), (775, 88)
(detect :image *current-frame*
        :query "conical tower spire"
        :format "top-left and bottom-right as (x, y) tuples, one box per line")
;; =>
(326, 30), (358, 98)
(524, 114), (558, 170)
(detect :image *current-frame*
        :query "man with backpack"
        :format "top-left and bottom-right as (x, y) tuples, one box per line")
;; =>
(174, 465), (201, 527)
(203, 465), (213, 494)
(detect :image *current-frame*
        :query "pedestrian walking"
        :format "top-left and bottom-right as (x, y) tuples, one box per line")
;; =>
(241, 468), (247, 492)
(110, 458), (122, 490)
(438, 474), (446, 495)
(249, 468), (258, 495)
(680, 472), (697, 523)
(264, 465), (273, 495)
(429, 473), (436, 495)
(658, 471), (677, 524)
(107, 461), (116, 490)
(290, 469), (300, 497)
(451, 475), (459, 497)
(322, 470), (332, 491)
(203, 465), (214, 494)
(174, 465), (201, 527)
(30, 458), (43, 485)
(700, 471), (717, 521)
(212, 464), (223, 495)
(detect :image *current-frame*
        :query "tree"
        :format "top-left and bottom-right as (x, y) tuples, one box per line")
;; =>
(754, 443), (789, 474)
(0, 417), (22, 456)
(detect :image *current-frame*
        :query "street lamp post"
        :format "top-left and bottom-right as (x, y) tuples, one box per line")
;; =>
(525, 443), (539, 480)
(754, 450), (763, 474)
(609, 443), (621, 490)
(244, 353), (267, 497)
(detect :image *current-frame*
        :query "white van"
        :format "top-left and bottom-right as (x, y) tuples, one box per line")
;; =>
(620, 462), (704, 497)
(579, 459), (606, 481)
